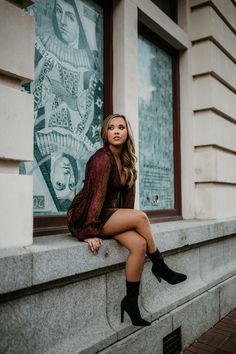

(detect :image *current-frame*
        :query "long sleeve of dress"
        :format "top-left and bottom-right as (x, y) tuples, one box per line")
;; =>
(70, 149), (112, 240)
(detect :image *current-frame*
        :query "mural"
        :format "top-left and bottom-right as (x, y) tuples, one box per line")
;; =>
(21, 0), (104, 214)
(138, 35), (174, 210)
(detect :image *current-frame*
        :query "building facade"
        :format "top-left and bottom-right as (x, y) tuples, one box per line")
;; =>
(0, 0), (236, 353)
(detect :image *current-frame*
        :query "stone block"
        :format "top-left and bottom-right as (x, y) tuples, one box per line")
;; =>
(151, 218), (236, 252)
(192, 41), (236, 90)
(0, 247), (32, 294)
(220, 275), (236, 319)
(190, 6), (236, 60)
(0, 275), (116, 354)
(195, 184), (236, 219)
(199, 236), (236, 288)
(106, 269), (151, 339)
(172, 288), (220, 349)
(0, 0), (34, 82)
(28, 235), (128, 284)
(0, 174), (33, 248)
(0, 85), (34, 161)
(99, 314), (172, 354)
(193, 76), (236, 121)
(142, 249), (206, 320)
(194, 111), (236, 152)
(195, 147), (236, 184)
(190, 0), (236, 30)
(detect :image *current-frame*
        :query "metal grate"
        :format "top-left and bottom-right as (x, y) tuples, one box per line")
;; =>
(163, 327), (182, 354)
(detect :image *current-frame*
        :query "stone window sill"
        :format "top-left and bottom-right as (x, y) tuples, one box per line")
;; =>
(1, 218), (236, 295)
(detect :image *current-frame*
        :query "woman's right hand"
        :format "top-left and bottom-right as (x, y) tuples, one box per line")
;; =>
(84, 237), (102, 255)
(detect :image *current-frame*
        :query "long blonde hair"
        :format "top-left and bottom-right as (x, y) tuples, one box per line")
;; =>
(101, 114), (137, 188)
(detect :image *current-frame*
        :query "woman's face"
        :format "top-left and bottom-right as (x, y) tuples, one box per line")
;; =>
(55, 0), (79, 46)
(51, 154), (76, 200)
(107, 117), (128, 148)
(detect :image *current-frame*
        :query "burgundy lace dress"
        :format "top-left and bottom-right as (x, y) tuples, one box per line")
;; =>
(67, 147), (135, 241)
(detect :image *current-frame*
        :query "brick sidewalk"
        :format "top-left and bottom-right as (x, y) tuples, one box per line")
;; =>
(182, 309), (236, 354)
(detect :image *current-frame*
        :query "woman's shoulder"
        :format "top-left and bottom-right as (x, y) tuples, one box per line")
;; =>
(88, 147), (112, 165)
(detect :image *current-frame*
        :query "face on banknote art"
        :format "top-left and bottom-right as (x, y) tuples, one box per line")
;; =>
(21, 0), (104, 214)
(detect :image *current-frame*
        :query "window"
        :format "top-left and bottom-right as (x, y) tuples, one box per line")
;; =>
(138, 23), (181, 221)
(21, 0), (112, 235)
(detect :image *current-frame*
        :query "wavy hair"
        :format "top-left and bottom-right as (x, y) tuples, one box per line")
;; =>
(101, 114), (137, 188)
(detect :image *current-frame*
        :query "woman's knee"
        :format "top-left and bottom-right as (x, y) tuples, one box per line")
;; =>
(130, 236), (147, 255)
(133, 210), (149, 226)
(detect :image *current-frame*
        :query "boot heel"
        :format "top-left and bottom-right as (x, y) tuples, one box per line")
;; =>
(121, 307), (124, 323)
(157, 277), (162, 283)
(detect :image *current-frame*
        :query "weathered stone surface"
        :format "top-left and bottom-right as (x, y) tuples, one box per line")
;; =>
(220, 275), (236, 319)
(106, 269), (151, 340)
(99, 314), (172, 354)
(142, 248), (206, 320)
(199, 237), (236, 285)
(0, 248), (32, 293)
(172, 287), (220, 350)
(1, 219), (236, 294)
(0, 275), (116, 354)
(29, 235), (128, 284)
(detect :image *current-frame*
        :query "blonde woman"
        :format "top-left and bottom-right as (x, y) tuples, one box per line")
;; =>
(67, 114), (187, 327)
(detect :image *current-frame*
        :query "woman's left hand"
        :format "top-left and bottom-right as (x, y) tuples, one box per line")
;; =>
(84, 237), (103, 255)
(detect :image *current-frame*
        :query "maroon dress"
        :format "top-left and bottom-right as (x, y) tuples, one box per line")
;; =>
(67, 147), (135, 241)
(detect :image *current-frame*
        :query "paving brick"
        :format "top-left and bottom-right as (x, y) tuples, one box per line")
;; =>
(191, 342), (217, 353)
(182, 309), (236, 354)
(198, 332), (228, 348)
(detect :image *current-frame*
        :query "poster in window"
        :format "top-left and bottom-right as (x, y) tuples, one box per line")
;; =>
(21, 0), (104, 214)
(138, 35), (174, 210)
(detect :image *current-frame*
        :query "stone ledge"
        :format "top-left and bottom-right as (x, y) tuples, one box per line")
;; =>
(1, 218), (236, 294)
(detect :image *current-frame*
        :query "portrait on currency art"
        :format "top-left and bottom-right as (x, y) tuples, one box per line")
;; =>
(21, 0), (104, 214)
(138, 34), (174, 211)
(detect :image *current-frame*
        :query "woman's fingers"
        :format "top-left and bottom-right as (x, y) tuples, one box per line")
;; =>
(84, 238), (102, 255)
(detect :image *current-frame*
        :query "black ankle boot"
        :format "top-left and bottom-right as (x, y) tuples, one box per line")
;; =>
(147, 249), (187, 285)
(121, 281), (151, 327)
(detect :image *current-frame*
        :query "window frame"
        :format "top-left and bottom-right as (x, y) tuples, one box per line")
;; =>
(138, 22), (182, 223)
(33, 0), (113, 237)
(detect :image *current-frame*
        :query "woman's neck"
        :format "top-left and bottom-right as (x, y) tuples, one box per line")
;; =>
(108, 144), (122, 159)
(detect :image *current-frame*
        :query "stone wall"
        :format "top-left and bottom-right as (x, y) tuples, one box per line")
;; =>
(1, 219), (236, 353)
(0, 0), (34, 248)
(190, 0), (236, 218)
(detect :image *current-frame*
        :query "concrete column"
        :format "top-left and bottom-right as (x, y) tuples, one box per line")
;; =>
(0, 0), (35, 248)
(113, 0), (140, 206)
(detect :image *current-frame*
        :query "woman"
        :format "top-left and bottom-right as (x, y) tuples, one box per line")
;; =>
(67, 114), (187, 327)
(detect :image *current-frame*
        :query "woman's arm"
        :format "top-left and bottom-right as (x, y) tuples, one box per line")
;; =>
(72, 149), (112, 240)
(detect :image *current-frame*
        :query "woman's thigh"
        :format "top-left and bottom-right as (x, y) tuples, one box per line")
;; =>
(100, 209), (147, 237)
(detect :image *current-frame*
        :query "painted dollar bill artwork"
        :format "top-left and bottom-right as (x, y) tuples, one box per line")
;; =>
(21, 0), (104, 214)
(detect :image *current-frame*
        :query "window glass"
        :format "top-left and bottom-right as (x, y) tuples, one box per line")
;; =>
(21, 0), (104, 215)
(138, 34), (174, 210)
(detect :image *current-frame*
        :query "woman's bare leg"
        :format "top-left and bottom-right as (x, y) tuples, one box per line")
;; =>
(101, 209), (156, 253)
(113, 230), (147, 281)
